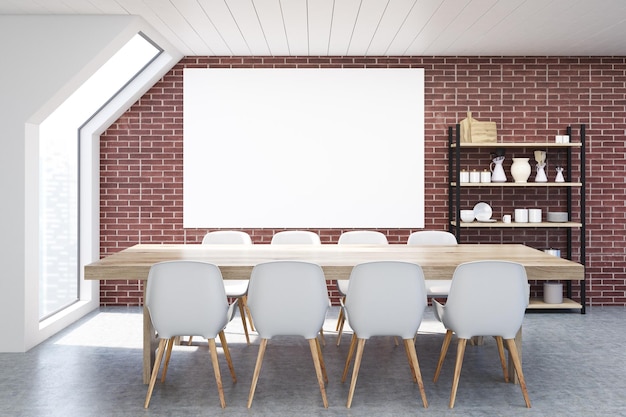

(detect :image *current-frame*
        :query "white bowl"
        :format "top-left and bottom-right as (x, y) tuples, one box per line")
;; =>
(460, 210), (475, 222)
(547, 212), (568, 222)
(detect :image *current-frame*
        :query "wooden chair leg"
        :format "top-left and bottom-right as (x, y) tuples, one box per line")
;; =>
(449, 338), (468, 408)
(160, 337), (175, 382)
(346, 338), (366, 408)
(207, 338), (226, 408)
(403, 338), (418, 383)
(308, 338), (329, 408)
(218, 330), (237, 382)
(335, 297), (345, 331)
(242, 295), (255, 331)
(505, 338), (532, 408)
(434, 329), (453, 382)
(247, 338), (268, 408)
(319, 328), (326, 347)
(403, 339), (428, 408)
(495, 336), (509, 382)
(336, 313), (346, 346)
(336, 295), (347, 346)
(342, 333), (358, 383)
(144, 338), (167, 408)
(315, 337), (328, 384)
(237, 298), (251, 345)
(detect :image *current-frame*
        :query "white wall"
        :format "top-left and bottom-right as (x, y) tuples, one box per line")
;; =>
(0, 15), (182, 352)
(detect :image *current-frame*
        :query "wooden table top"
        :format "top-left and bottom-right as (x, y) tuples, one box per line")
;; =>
(84, 243), (584, 281)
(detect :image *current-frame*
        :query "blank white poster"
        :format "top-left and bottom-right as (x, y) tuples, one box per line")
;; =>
(183, 68), (424, 228)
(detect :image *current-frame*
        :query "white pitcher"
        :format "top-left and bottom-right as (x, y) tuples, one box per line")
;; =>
(490, 156), (507, 182)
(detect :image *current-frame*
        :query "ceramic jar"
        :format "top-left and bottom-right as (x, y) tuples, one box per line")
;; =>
(511, 157), (531, 183)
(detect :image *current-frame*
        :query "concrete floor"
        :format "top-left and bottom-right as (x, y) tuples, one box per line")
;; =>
(1, 305), (625, 416)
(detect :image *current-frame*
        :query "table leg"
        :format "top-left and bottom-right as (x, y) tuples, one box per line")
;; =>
(143, 301), (157, 384)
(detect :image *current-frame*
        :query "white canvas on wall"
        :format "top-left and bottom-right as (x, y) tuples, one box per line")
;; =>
(183, 68), (424, 228)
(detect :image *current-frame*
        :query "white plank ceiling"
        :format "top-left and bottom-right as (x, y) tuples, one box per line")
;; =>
(2, 0), (626, 56)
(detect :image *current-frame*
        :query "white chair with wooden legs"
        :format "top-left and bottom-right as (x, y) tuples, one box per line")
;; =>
(341, 261), (429, 409)
(335, 230), (388, 346)
(270, 230), (321, 245)
(432, 260), (531, 409)
(200, 230), (255, 345)
(407, 230), (458, 298)
(246, 261), (330, 408)
(143, 261), (237, 409)
(270, 230), (326, 344)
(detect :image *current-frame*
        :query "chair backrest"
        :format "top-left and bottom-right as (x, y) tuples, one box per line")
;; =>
(145, 261), (230, 339)
(407, 230), (458, 245)
(443, 261), (529, 339)
(247, 261), (329, 339)
(202, 230), (252, 245)
(338, 230), (389, 245)
(270, 230), (321, 245)
(345, 261), (427, 339)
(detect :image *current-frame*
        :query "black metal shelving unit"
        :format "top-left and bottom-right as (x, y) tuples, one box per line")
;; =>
(447, 124), (586, 313)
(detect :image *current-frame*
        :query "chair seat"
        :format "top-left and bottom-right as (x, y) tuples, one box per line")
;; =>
(425, 279), (452, 296)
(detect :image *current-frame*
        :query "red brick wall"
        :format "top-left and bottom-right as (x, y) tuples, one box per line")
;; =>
(100, 56), (626, 307)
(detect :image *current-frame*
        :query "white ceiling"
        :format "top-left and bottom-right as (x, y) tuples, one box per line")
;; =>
(2, 0), (626, 57)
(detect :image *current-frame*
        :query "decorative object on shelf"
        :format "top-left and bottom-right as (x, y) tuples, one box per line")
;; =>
(473, 202), (493, 221)
(490, 155), (507, 182)
(510, 157), (531, 183)
(459, 111), (497, 143)
(502, 214), (512, 223)
(555, 166), (565, 183)
(514, 208), (529, 223)
(469, 170), (480, 183)
(547, 212), (568, 222)
(480, 170), (491, 183)
(460, 210), (475, 222)
(534, 150), (548, 182)
(528, 208), (542, 223)
(544, 282), (563, 304)
(459, 170), (469, 183)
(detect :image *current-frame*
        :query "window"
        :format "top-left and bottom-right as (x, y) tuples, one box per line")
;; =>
(38, 33), (161, 319)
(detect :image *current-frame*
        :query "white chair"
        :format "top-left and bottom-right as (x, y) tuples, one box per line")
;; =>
(432, 260), (531, 408)
(341, 261), (428, 409)
(270, 230), (326, 344)
(201, 231), (254, 345)
(335, 231), (388, 346)
(144, 261), (237, 409)
(407, 231), (458, 297)
(270, 230), (321, 245)
(246, 261), (330, 408)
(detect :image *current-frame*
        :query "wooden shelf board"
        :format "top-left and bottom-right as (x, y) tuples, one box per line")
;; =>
(452, 182), (582, 187)
(452, 221), (582, 228)
(451, 142), (582, 148)
(528, 297), (582, 309)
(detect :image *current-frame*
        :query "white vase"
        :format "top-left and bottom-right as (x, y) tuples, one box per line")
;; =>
(511, 157), (531, 183)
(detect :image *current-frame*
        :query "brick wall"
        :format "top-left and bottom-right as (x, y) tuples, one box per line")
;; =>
(100, 56), (626, 307)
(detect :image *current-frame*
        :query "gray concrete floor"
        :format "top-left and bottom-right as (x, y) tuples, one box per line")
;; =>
(1, 306), (625, 416)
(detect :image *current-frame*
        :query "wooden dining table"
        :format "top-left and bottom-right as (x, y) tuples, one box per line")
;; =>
(84, 243), (584, 383)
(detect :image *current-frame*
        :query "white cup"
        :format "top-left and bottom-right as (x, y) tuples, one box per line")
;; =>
(514, 208), (528, 223)
(528, 208), (542, 223)
(502, 214), (512, 223)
